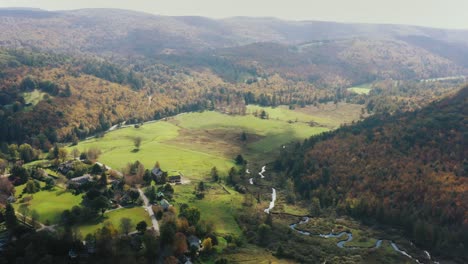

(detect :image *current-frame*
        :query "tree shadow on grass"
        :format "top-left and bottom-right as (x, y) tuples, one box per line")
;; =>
(131, 149), (140, 153)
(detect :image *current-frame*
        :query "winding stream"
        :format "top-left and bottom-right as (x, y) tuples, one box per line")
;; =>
(259, 166), (266, 178)
(264, 188), (276, 214)
(289, 217), (436, 263)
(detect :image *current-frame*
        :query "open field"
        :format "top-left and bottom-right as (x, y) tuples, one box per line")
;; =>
(173, 183), (244, 236)
(294, 102), (366, 129)
(13, 184), (82, 224)
(221, 246), (296, 264)
(70, 105), (355, 179)
(71, 121), (235, 180)
(22, 89), (48, 107)
(170, 110), (328, 160)
(347, 84), (372, 95)
(76, 207), (151, 237)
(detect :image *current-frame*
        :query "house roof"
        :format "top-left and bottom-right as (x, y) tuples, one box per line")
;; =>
(151, 168), (162, 176)
(187, 235), (200, 246)
(70, 174), (92, 182)
(160, 199), (170, 208)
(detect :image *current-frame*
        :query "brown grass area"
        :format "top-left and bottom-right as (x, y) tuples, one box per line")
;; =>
(295, 102), (366, 128)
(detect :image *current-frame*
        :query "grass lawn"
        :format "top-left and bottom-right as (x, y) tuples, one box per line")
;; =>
(71, 121), (235, 180)
(173, 183), (243, 236)
(347, 84), (372, 95)
(76, 207), (150, 237)
(22, 89), (48, 106)
(13, 184), (82, 225)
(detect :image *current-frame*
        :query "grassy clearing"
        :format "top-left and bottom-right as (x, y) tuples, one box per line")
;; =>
(173, 183), (243, 236)
(13, 184), (82, 224)
(171, 110), (328, 159)
(72, 106), (335, 179)
(272, 195), (309, 216)
(247, 105), (330, 124)
(221, 245), (295, 264)
(295, 102), (365, 128)
(76, 207), (150, 237)
(71, 121), (235, 180)
(22, 89), (48, 106)
(347, 84), (372, 95)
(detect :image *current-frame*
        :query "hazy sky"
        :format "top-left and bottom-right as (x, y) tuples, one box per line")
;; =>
(1, 0), (467, 29)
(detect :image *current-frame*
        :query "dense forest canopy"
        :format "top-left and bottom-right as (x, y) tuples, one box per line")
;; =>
(275, 87), (468, 261)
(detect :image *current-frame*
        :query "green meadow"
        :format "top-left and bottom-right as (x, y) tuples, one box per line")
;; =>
(22, 89), (48, 107)
(71, 105), (336, 180)
(76, 207), (151, 237)
(347, 84), (372, 95)
(173, 183), (243, 236)
(13, 184), (82, 224)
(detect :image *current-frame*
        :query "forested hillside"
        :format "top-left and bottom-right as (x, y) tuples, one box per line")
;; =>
(275, 87), (468, 261)
(0, 8), (467, 87)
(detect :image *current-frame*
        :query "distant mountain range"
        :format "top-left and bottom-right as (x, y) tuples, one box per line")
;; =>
(0, 8), (467, 85)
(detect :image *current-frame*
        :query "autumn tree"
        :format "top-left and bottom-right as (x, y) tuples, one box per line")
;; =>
(173, 232), (188, 255)
(0, 159), (7, 174)
(0, 178), (15, 204)
(202, 237), (213, 253)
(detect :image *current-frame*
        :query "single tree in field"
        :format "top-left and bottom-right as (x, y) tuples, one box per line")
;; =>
(133, 136), (142, 150)
(210, 166), (219, 182)
(235, 154), (245, 165)
(240, 131), (247, 142)
(119, 217), (133, 235)
(136, 220), (148, 234)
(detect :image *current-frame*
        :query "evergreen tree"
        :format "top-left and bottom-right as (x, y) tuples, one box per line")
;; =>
(99, 172), (108, 186)
(210, 166), (219, 182)
(5, 203), (17, 230)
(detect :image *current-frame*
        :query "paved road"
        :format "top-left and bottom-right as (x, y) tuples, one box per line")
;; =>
(138, 188), (160, 235)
